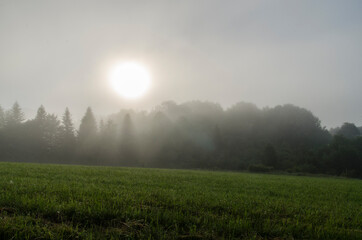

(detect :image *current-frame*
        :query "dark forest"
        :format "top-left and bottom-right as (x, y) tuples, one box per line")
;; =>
(1, 101), (361, 178)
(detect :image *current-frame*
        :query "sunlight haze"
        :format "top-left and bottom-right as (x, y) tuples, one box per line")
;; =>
(109, 61), (151, 99)
(1, 2), (362, 238)
(0, 0), (361, 127)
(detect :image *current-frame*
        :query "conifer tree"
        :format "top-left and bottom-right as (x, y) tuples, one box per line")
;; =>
(61, 107), (76, 141)
(43, 113), (61, 152)
(35, 105), (47, 122)
(33, 105), (48, 141)
(26, 105), (61, 162)
(58, 108), (76, 162)
(78, 107), (97, 143)
(5, 102), (25, 126)
(78, 107), (98, 164)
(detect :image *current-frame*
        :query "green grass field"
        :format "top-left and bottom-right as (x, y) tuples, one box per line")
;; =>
(0, 162), (361, 239)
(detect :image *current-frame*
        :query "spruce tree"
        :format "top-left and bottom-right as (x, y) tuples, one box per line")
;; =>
(78, 107), (98, 164)
(78, 107), (97, 143)
(34, 105), (48, 141)
(6, 102), (25, 126)
(61, 107), (76, 141)
(59, 108), (76, 162)
(35, 105), (47, 123)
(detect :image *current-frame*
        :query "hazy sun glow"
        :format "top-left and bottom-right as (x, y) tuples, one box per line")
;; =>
(109, 62), (151, 99)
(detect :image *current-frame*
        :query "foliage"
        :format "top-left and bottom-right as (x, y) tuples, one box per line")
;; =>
(5, 102), (24, 126)
(262, 144), (278, 168)
(0, 101), (361, 177)
(337, 122), (361, 139)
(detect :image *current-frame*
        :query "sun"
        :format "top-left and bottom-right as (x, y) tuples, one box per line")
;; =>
(109, 62), (151, 99)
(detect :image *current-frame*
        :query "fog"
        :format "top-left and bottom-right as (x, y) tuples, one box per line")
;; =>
(1, 0), (362, 127)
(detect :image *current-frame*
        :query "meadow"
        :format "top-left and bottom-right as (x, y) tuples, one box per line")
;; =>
(0, 162), (361, 239)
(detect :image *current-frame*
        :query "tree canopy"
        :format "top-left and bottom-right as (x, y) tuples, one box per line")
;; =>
(0, 101), (361, 178)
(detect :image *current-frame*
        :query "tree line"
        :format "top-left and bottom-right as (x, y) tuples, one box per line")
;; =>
(0, 101), (361, 178)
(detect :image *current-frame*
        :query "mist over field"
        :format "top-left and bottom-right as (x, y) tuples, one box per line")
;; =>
(0, 0), (362, 239)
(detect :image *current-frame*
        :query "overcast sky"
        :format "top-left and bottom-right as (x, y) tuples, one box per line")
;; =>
(0, 0), (361, 127)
